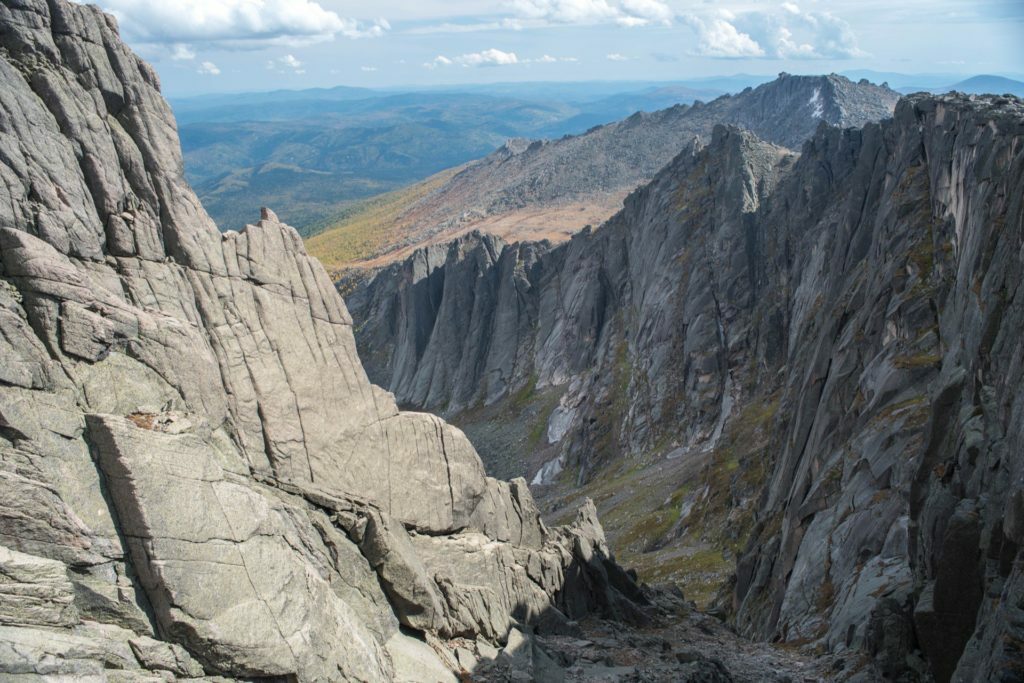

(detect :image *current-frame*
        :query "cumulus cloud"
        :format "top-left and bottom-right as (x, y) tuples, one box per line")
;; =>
(686, 5), (864, 60)
(197, 61), (220, 75)
(619, 0), (673, 26)
(685, 14), (764, 58)
(281, 54), (303, 69)
(266, 54), (306, 73)
(738, 4), (865, 59)
(511, 0), (619, 24)
(425, 54), (454, 68)
(606, 52), (630, 61)
(523, 54), (579, 63)
(361, 65), (379, 72)
(170, 43), (196, 60)
(426, 49), (574, 69)
(95, 0), (389, 49)
(509, 0), (673, 27)
(455, 48), (520, 67)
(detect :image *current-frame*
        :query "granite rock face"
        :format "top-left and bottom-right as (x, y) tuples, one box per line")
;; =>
(0, 1), (646, 679)
(350, 125), (792, 445)
(350, 95), (1024, 679)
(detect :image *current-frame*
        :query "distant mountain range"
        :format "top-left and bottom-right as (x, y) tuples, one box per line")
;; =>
(176, 72), (1021, 236)
(175, 83), (725, 232)
(307, 73), (900, 273)
(898, 74), (1024, 98)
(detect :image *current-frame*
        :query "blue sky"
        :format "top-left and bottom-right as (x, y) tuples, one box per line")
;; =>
(84, 0), (1024, 96)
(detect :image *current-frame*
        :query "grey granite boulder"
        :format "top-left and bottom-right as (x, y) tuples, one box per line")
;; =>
(88, 412), (393, 680)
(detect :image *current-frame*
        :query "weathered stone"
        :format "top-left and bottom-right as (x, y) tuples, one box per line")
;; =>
(128, 636), (205, 678)
(0, 623), (137, 678)
(0, 2), (650, 679)
(88, 413), (393, 681)
(0, 545), (78, 628)
(359, 508), (449, 634)
(385, 631), (457, 683)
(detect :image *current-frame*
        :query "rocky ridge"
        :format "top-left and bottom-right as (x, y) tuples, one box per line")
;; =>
(312, 73), (899, 270)
(0, 1), (664, 680)
(348, 93), (1024, 680)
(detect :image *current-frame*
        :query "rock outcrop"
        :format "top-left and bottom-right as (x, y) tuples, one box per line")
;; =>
(0, 1), (646, 679)
(349, 94), (1024, 680)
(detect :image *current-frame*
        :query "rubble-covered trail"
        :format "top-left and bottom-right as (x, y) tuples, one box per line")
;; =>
(448, 591), (831, 682)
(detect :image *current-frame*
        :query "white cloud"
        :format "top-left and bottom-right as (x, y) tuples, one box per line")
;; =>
(456, 48), (520, 67)
(735, 5), (865, 59)
(197, 61), (220, 75)
(424, 55), (454, 68)
(406, 19), (524, 34)
(606, 52), (629, 61)
(685, 5), (865, 60)
(685, 14), (764, 58)
(170, 43), (195, 60)
(266, 54), (306, 74)
(619, 0), (673, 26)
(361, 65), (379, 72)
(511, 0), (620, 24)
(426, 48), (531, 68)
(95, 0), (389, 49)
(509, 0), (673, 27)
(523, 54), (579, 63)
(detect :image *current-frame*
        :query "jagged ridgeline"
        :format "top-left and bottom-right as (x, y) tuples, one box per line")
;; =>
(0, 1), (656, 680)
(349, 92), (1024, 679)
(309, 72), (900, 272)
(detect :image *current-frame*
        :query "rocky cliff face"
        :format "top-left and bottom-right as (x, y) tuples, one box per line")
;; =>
(349, 94), (1024, 680)
(0, 1), (647, 680)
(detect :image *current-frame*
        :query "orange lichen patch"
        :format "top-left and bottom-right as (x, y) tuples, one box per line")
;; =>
(127, 412), (157, 430)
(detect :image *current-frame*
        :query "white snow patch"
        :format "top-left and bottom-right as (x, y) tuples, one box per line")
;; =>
(531, 455), (564, 486)
(809, 87), (824, 119)
(546, 404), (576, 444)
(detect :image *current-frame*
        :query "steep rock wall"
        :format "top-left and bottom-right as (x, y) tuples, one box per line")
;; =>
(350, 95), (1024, 680)
(0, 1), (643, 679)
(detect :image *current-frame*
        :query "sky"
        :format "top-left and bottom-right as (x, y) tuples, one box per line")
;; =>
(80, 0), (1024, 96)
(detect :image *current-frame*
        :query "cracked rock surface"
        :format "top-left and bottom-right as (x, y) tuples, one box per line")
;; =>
(0, 1), (652, 680)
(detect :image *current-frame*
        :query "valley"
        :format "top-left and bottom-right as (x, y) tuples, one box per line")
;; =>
(0, 0), (1020, 681)
(345, 86), (1024, 680)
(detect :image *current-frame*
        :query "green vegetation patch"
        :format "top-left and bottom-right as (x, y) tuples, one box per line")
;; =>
(304, 168), (460, 274)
